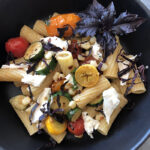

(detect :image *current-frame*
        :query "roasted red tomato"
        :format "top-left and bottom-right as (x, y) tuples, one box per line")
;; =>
(68, 117), (85, 136)
(5, 37), (29, 58)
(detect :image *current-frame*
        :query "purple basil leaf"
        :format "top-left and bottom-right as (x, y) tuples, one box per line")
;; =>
(111, 18), (145, 35)
(29, 103), (39, 124)
(74, 17), (100, 36)
(97, 61), (103, 74)
(138, 65), (147, 82)
(52, 108), (64, 114)
(28, 85), (33, 101)
(125, 69), (138, 95)
(102, 2), (116, 27)
(85, 0), (105, 18)
(75, 0), (146, 58)
(112, 12), (146, 35)
(96, 31), (117, 58)
(113, 12), (138, 25)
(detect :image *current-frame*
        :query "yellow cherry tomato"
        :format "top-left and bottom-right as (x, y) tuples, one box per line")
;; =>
(75, 64), (99, 87)
(45, 116), (67, 135)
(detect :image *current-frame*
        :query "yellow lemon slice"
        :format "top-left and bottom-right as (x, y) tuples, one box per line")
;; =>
(75, 64), (99, 87)
(45, 116), (67, 135)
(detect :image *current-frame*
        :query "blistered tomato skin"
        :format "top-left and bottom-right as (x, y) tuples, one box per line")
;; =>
(68, 117), (85, 136)
(5, 37), (29, 58)
(46, 13), (81, 37)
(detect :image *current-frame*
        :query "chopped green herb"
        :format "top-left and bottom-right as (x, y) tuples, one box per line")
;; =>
(52, 91), (72, 101)
(71, 68), (78, 90)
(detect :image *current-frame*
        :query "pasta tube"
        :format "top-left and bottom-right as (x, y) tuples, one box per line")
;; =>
(97, 94), (128, 135)
(0, 68), (25, 82)
(21, 65), (60, 100)
(111, 79), (127, 95)
(20, 25), (43, 43)
(128, 70), (146, 94)
(73, 75), (111, 108)
(56, 51), (74, 75)
(10, 57), (26, 64)
(33, 20), (48, 36)
(103, 37), (122, 79)
(10, 57), (27, 86)
(10, 97), (38, 135)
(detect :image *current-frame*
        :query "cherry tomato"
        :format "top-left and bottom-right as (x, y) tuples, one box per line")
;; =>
(5, 37), (29, 58)
(46, 13), (80, 37)
(68, 117), (85, 136)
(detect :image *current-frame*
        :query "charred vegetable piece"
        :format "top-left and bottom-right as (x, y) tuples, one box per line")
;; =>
(51, 96), (70, 114)
(45, 116), (67, 135)
(88, 95), (103, 107)
(24, 42), (44, 61)
(67, 107), (81, 122)
(46, 13), (80, 37)
(51, 80), (65, 93)
(35, 56), (57, 75)
(68, 117), (85, 136)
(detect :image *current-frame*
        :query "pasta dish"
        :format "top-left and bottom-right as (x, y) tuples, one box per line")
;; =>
(0, 0), (147, 148)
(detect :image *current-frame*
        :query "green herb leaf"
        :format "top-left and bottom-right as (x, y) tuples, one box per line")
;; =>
(52, 91), (72, 101)
(71, 68), (78, 90)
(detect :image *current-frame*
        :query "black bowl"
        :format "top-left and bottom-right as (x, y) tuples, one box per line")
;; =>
(0, 0), (150, 150)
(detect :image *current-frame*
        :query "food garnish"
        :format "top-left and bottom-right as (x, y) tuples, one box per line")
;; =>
(74, 0), (145, 58)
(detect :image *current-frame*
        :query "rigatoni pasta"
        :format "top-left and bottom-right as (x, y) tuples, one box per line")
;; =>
(33, 20), (48, 36)
(0, 68), (25, 82)
(128, 69), (146, 94)
(56, 51), (74, 75)
(73, 75), (111, 108)
(97, 94), (128, 135)
(20, 25), (43, 43)
(103, 37), (122, 79)
(10, 97), (38, 135)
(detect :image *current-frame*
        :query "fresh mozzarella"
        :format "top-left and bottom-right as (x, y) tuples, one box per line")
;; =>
(44, 51), (55, 60)
(89, 60), (98, 67)
(42, 36), (68, 50)
(103, 87), (120, 124)
(32, 88), (51, 123)
(91, 42), (102, 60)
(65, 74), (74, 85)
(82, 112), (100, 138)
(21, 74), (46, 87)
